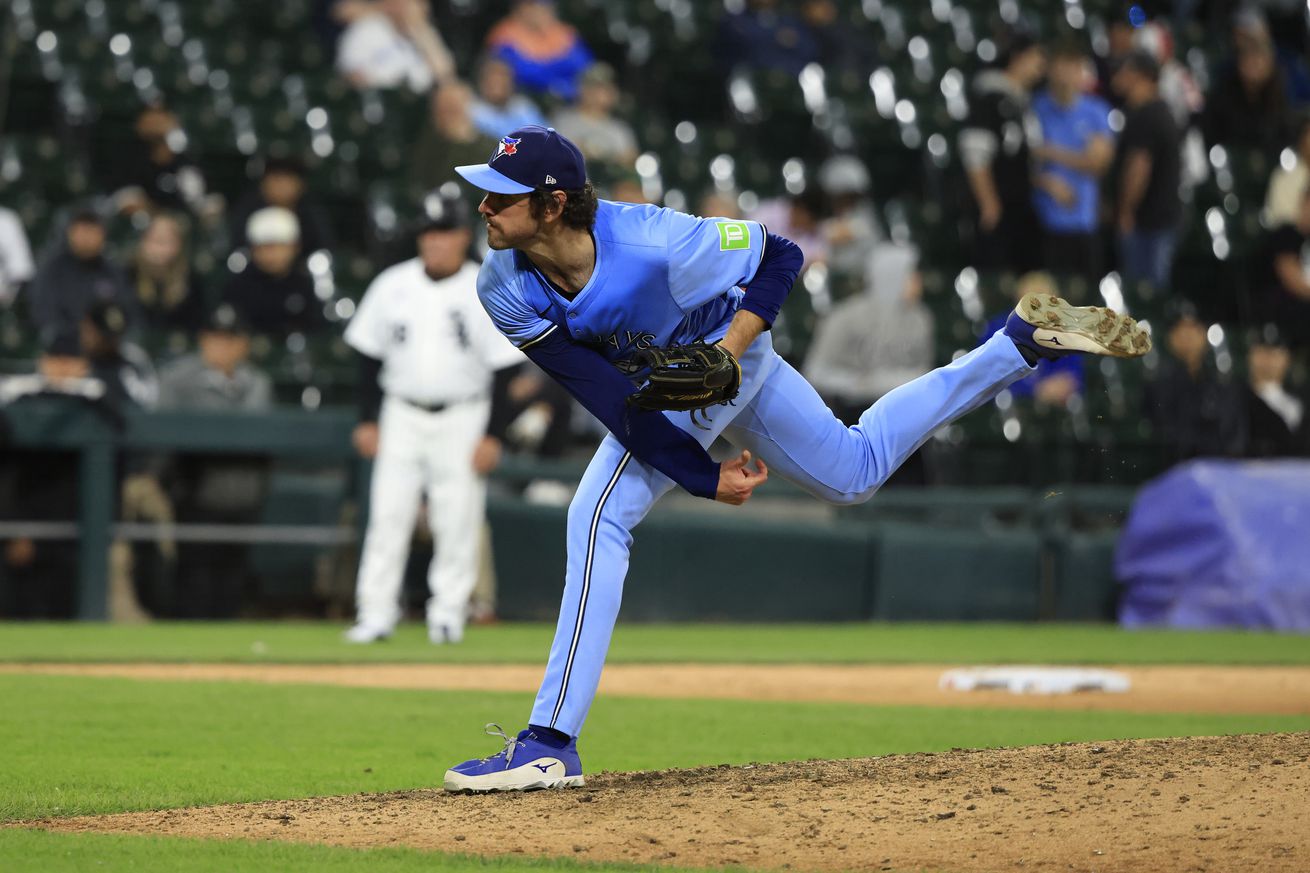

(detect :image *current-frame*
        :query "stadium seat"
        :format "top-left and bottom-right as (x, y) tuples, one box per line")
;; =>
(871, 521), (1043, 621)
(1049, 530), (1121, 621)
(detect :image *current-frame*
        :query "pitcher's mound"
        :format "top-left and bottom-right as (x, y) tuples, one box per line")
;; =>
(32, 733), (1309, 872)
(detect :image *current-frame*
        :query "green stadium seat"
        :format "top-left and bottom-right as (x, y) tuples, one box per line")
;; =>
(1049, 530), (1121, 621)
(872, 521), (1043, 620)
(248, 469), (348, 602)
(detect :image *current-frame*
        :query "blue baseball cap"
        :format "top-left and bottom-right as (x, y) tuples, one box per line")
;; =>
(455, 126), (587, 195)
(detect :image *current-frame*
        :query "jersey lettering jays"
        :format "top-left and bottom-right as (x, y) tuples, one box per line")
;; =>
(476, 200), (768, 368)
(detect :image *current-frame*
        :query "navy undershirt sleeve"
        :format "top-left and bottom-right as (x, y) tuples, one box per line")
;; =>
(739, 232), (803, 327)
(486, 363), (524, 440)
(522, 330), (720, 499)
(356, 351), (383, 423)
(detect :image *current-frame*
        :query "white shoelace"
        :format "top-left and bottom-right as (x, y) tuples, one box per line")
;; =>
(481, 723), (522, 766)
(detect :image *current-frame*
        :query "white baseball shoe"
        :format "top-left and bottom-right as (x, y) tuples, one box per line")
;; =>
(343, 623), (392, 644)
(429, 623), (464, 645)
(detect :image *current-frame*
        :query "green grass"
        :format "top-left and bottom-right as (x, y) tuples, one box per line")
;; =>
(0, 830), (741, 873)
(2, 621), (1308, 665)
(4, 624), (1305, 872)
(3, 674), (1305, 823)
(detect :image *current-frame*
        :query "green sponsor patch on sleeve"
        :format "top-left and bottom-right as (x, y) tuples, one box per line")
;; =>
(716, 220), (751, 251)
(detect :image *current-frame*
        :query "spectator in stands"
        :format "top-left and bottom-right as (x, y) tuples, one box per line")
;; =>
(959, 33), (1046, 275)
(982, 272), (1084, 409)
(1133, 21), (1209, 208)
(220, 207), (322, 337)
(336, 0), (455, 92)
(550, 63), (639, 174)
(128, 213), (206, 335)
(0, 300), (155, 620)
(697, 190), (740, 219)
(1263, 116), (1310, 227)
(157, 304), (273, 618)
(1143, 304), (1245, 461)
(313, 0), (377, 53)
(1113, 50), (1183, 293)
(79, 299), (159, 412)
(1094, 4), (1136, 107)
(485, 0), (592, 102)
(799, 0), (876, 74)
(817, 155), (881, 292)
(1133, 22), (1204, 131)
(1230, 5), (1310, 109)
(1201, 23), (1293, 155)
(1243, 324), (1308, 457)
(1253, 184), (1310, 345)
(0, 206), (35, 307)
(607, 172), (649, 204)
(715, 0), (818, 76)
(469, 56), (546, 140)
(108, 103), (210, 219)
(1031, 38), (1115, 290)
(158, 306), (270, 412)
(29, 208), (137, 355)
(230, 157), (335, 259)
(410, 81), (500, 194)
(749, 188), (828, 270)
(804, 242), (933, 426)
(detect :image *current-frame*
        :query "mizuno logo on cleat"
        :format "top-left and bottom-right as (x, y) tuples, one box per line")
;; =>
(532, 763), (555, 773)
(1047, 336), (1062, 345)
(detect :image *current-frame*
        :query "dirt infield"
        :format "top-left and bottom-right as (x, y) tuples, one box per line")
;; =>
(4, 661), (1309, 713)
(28, 733), (1309, 872)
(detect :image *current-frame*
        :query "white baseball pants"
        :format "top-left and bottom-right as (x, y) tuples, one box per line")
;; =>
(353, 396), (490, 631)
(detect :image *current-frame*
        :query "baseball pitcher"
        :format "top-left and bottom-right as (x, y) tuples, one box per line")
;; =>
(443, 126), (1150, 791)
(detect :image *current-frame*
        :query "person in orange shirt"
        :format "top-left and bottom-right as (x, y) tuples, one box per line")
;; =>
(485, 0), (592, 101)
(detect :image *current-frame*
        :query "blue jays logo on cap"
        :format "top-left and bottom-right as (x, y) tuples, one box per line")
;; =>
(454, 125), (587, 195)
(491, 136), (522, 163)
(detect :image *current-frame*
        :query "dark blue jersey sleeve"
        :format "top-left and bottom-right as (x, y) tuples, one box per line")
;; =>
(522, 328), (720, 499)
(739, 232), (803, 327)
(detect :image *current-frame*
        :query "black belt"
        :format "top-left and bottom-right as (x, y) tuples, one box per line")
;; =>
(395, 395), (484, 414)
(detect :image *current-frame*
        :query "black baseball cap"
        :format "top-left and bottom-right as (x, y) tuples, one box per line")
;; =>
(416, 189), (470, 233)
(84, 299), (129, 339)
(455, 125), (586, 195)
(1249, 323), (1287, 348)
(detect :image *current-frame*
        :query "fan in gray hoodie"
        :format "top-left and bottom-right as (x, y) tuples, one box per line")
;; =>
(802, 242), (935, 425)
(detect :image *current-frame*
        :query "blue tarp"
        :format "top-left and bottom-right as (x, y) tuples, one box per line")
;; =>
(1116, 460), (1310, 630)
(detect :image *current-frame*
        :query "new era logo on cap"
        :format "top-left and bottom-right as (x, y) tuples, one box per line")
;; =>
(454, 126), (586, 195)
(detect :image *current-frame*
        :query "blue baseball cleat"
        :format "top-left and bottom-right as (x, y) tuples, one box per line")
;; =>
(1005, 291), (1151, 361)
(443, 724), (584, 792)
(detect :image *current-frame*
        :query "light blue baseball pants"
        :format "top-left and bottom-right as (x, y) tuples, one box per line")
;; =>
(530, 330), (1034, 735)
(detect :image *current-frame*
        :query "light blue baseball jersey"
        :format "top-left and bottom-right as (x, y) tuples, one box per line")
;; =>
(477, 200), (766, 362)
(464, 197), (1041, 743)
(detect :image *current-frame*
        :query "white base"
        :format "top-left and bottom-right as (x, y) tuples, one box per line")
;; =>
(939, 666), (1131, 695)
